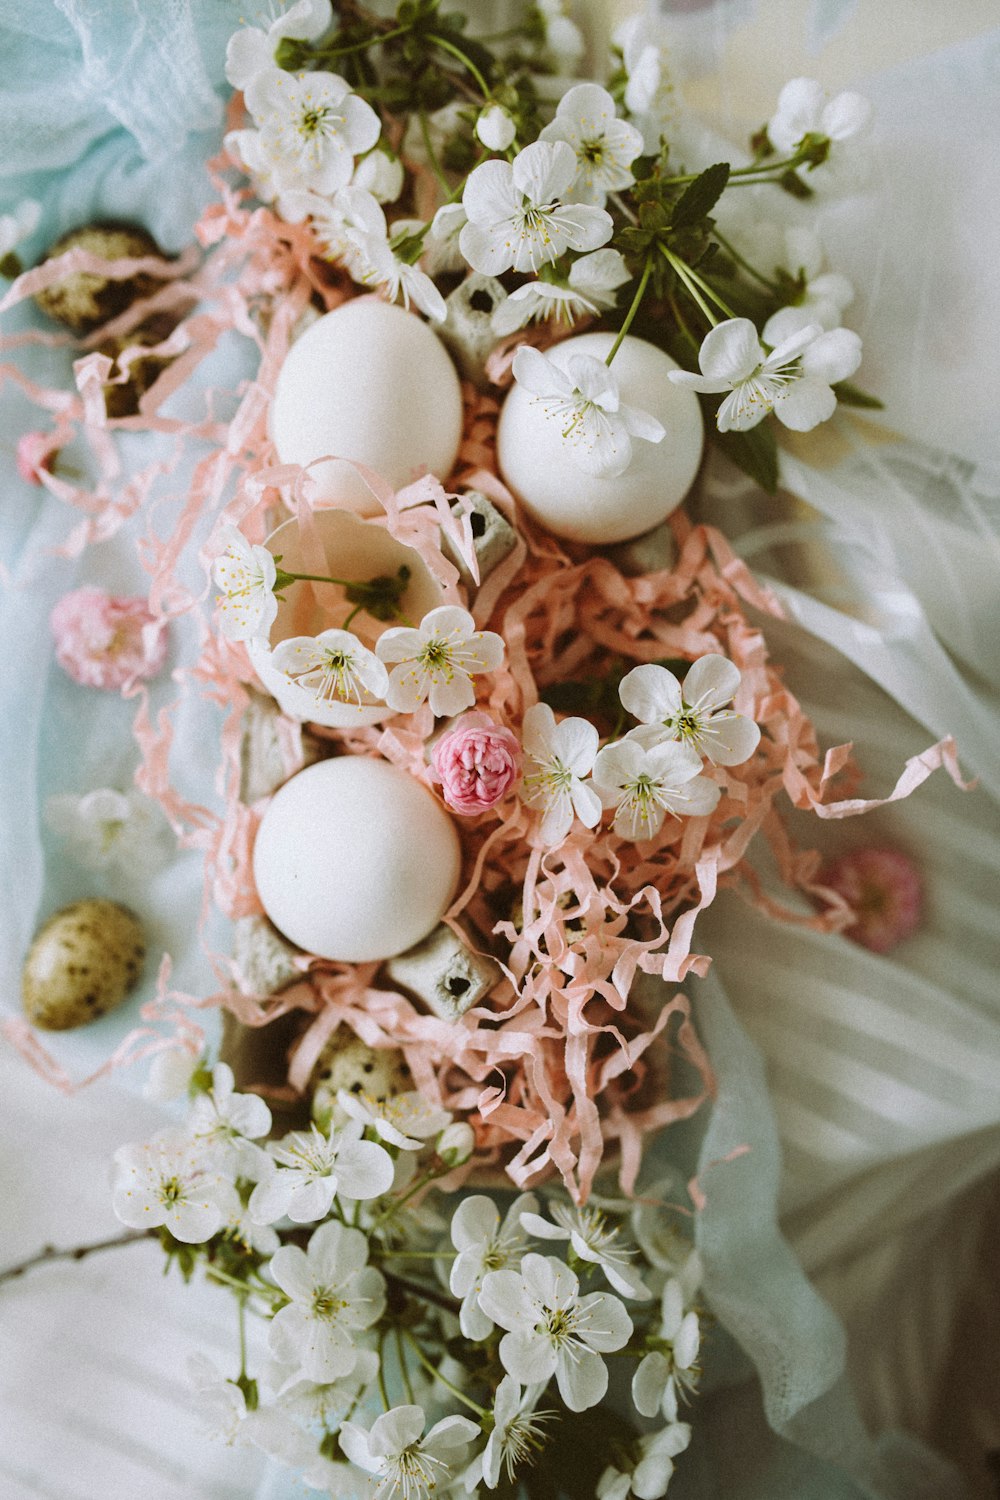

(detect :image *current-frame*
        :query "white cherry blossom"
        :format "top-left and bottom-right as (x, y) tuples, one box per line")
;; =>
(536, 0), (585, 73)
(519, 702), (602, 847)
(212, 525), (278, 642)
(519, 1202), (651, 1300)
(539, 84), (644, 206)
(477, 103), (517, 152)
(113, 1131), (237, 1243)
(352, 146), (405, 203)
(763, 227), (854, 345)
(424, 202), (468, 275)
(187, 1062), (273, 1177)
(267, 1220), (385, 1383)
(449, 1192), (539, 1341)
(668, 316), (862, 433)
(632, 1277), (701, 1422)
(376, 605), (505, 717)
(270, 629), (389, 714)
(45, 786), (172, 878)
(225, 0), (332, 90)
(352, 225), (447, 321)
(144, 1046), (200, 1102)
(491, 249), (629, 335)
(340, 1406), (479, 1500)
(592, 738), (721, 841)
(460, 141), (613, 276)
(337, 1087), (451, 1150)
(245, 68), (380, 196)
(274, 1348), (379, 1425)
(187, 1353), (248, 1444)
(768, 77), (872, 190)
(465, 1376), (552, 1491)
(614, 16), (678, 154)
(597, 1422), (693, 1500)
(619, 657), (760, 766)
(480, 1253), (633, 1412)
(511, 345), (664, 478)
(249, 1119), (394, 1225)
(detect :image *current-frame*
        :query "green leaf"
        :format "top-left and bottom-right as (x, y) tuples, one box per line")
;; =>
(710, 417), (780, 494)
(833, 380), (884, 410)
(670, 161), (730, 229)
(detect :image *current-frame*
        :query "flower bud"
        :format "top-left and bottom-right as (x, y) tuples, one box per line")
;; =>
(476, 105), (516, 153)
(436, 1121), (475, 1167)
(352, 149), (405, 204)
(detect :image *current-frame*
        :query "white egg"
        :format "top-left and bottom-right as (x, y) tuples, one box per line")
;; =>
(270, 299), (464, 515)
(496, 332), (704, 544)
(252, 758), (461, 963)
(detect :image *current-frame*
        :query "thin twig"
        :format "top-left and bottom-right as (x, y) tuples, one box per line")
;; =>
(0, 1229), (155, 1286)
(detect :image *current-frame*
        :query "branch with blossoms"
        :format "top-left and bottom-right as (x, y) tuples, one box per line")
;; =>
(219, 0), (879, 498)
(109, 1058), (706, 1500)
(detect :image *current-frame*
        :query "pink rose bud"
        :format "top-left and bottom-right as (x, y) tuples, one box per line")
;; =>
(432, 713), (522, 815)
(16, 430), (57, 485)
(50, 586), (169, 692)
(821, 845), (923, 954)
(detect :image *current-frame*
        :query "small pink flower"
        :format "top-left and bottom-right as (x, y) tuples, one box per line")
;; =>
(821, 846), (923, 954)
(51, 587), (168, 692)
(432, 713), (522, 815)
(16, 430), (57, 485)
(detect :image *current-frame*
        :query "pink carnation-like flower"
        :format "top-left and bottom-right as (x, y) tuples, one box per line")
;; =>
(432, 713), (522, 815)
(16, 430), (56, 485)
(821, 845), (923, 954)
(50, 587), (168, 692)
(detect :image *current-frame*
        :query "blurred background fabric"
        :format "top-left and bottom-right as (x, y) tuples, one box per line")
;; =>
(1, 3), (998, 1497)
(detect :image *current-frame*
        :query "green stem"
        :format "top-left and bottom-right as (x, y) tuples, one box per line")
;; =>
(395, 1326), (415, 1405)
(375, 1248), (457, 1260)
(310, 23), (411, 61)
(661, 247), (717, 325)
(661, 152), (809, 187)
(683, 262), (738, 320)
(428, 33), (490, 96)
(712, 229), (779, 291)
(419, 108), (452, 195)
(404, 1331), (488, 1417)
(237, 1293), (248, 1380)
(377, 1331), (392, 1410)
(605, 252), (654, 366)
(342, 603), (363, 631)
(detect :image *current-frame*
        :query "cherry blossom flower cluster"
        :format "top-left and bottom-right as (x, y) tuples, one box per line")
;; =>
(216, 0), (877, 485)
(211, 514), (759, 843)
(113, 1055), (705, 1500)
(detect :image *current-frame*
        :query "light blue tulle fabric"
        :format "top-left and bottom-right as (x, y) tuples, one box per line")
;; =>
(0, 4), (983, 1497)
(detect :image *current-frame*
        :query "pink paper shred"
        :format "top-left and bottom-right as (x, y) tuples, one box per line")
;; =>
(2, 160), (969, 1200)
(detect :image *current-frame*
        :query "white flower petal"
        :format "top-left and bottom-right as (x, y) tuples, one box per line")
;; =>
(683, 653), (741, 712)
(698, 318), (763, 383)
(800, 326), (863, 384)
(772, 375), (838, 431)
(619, 663), (681, 724)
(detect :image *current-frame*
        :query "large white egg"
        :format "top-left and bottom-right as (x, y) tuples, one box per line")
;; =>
(270, 299), (464, 515)
(252, 758), (461, 963)
(496, 332), (704, 544)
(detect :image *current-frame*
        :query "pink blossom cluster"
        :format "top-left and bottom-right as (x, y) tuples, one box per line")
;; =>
(50, 586), (168, 693)
(431, 714), (522, 815)
(822, 845), (923, 953)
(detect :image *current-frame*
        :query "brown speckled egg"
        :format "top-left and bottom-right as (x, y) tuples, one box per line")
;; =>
(34, 221), (167, 333)
(22, 900), (146, 1031)
(311, 1028), (411, 1130)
